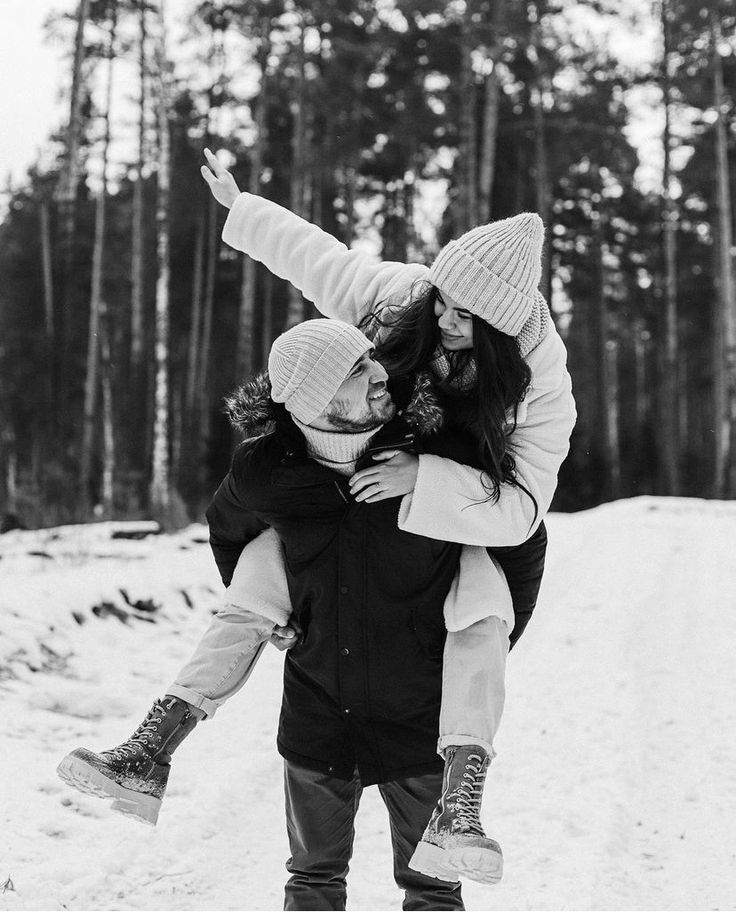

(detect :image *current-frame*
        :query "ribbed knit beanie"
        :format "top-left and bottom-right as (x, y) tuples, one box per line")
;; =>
(429, 212), (545, 337)
(268, 319), (374, 425)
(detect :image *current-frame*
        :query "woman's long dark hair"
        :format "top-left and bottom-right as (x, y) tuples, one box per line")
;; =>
(362, 282), (533, 505)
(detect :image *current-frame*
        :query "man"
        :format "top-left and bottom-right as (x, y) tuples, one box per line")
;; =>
(204, 318), (467, 910)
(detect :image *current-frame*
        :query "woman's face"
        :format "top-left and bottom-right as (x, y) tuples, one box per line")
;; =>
(434, 292), (474, 351)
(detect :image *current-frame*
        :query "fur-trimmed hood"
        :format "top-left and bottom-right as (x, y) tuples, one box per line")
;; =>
(224, 370), (444, 439)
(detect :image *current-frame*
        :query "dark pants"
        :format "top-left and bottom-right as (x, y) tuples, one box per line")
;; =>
(491, 519), (548, 649)
(283, 761), (464, 911)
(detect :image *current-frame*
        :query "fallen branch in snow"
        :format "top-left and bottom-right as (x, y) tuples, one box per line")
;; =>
(141, 870), (193, 886)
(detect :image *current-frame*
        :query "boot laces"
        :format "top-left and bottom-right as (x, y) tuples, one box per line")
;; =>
(104, 702), (167, 760)
(452, 754), (485, 834)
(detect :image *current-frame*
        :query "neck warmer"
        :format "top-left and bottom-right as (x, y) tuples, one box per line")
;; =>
(293, 418), (382, 476)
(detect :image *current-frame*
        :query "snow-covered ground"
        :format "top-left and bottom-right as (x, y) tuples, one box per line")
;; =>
(1, 498), (735, 912)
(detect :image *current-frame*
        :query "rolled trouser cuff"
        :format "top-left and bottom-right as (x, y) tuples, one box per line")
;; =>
(437, 735), (496, 760)
(165, 684), (220, 720)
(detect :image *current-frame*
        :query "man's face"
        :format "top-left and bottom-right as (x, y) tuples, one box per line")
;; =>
(311, 351), (396, 432)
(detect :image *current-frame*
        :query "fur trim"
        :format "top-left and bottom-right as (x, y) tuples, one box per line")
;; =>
(403, 372), (444, 435)
(224, 371), (276, 437)
(225, 369), (444, 438)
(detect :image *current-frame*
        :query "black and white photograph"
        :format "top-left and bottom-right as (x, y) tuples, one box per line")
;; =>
(1, 1), (735, 910)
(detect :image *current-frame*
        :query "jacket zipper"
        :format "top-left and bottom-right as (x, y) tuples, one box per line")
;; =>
(334, 481), (349, 503)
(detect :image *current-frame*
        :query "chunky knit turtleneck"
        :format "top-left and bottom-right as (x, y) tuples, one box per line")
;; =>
(293, 417), (381, 476)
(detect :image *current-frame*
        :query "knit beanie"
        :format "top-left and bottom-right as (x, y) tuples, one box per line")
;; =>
(268, 319), (374, 425)
(429, 212), (545, 337)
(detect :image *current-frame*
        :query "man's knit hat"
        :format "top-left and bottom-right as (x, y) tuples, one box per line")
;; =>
(429, 212), (545, 337)
(268, 318), (374, 424)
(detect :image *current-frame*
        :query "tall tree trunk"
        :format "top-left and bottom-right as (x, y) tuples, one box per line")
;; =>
(343, 164), (357, 245)
(80, 4), (117, 509)
(40, 201), (54, 341)
(528, 3), (552, 302)
(593, 201), (618, 500)
(605, 334), (621, 498)
(57, 0), (90, 433)
(457, 12), (478, 234)
(478, 0), (505, 222)
(712, 16), (736, 497)
(186, 214), (205, 413)
(238, 16), (270, 375)
(285, 20), (308, 329)
(171, 381), (183, 491)
(3, 429), (18, 516)
(478, 65), (500, 224)
(40, 199), (56, 435)
(260, 271), (274, 370)
(660, 0), (680, 495)
(678, 349), (688, 475)
(60, 0), (91, 256)
(197, 194), (217, 427)
(404, 165), (418, 258)
(634, 320), (648, 434)
(131, 0), (147, 377)
(531, 84), (551, 300)
(100, 300), (115, 518)
(149, 0), (172, 515)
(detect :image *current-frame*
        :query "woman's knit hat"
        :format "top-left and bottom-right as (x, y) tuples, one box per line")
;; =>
(268, 318), (374, 425)
(429, 212), (545, 338)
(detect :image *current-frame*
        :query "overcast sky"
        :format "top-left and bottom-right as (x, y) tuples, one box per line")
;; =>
(1, 0), (69, 187)
(0, 1), (663, 199)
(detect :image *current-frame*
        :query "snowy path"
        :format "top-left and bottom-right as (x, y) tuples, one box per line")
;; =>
(1, 499), (735, 911)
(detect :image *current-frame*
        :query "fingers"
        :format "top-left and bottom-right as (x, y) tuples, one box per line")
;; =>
(362, 489), (392, 503)
(203, 147), (223, 175)
(273, 624), (297, 640)
(349, 466), (383, 494)
(350, 472), (385, 496)
(200, 164), (215, 185)
(371, 450), (400, 461)
(203, 147), (232, 183)
(353, 482), (385, 503)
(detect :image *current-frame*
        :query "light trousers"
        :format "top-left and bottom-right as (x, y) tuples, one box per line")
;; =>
(167, 606), (508, 756)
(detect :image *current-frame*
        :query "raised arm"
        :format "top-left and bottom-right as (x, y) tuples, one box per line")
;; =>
(201, 149), (427, 326)
(397, 325), (576, 547)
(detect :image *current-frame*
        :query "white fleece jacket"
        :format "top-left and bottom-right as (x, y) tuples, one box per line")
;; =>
(222, 192), (576, 544)
(218, 192), (576, 631)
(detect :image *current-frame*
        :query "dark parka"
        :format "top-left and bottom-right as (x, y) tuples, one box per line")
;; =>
(205, 374), (478, 786)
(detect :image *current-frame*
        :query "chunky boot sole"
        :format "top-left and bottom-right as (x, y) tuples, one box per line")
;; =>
(56, 754), (161, 826)
(445, 843), (503, 885)
(408, 840), (461, 883)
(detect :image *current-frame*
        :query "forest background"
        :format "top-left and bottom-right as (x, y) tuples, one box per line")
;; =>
(1, 0), (736, 530)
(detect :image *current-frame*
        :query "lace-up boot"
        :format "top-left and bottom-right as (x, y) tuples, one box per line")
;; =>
(408, 745), (503, 885)
(56, 696), (198, 825)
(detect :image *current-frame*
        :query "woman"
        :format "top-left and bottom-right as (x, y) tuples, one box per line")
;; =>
(58, 150), (576, 886)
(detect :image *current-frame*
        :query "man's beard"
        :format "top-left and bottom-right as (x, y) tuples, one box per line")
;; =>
(323, 396), (397, 432)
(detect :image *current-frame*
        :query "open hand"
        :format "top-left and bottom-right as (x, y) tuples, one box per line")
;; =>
(200, 147), (241, 209)
(349, 450), (419, 503)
